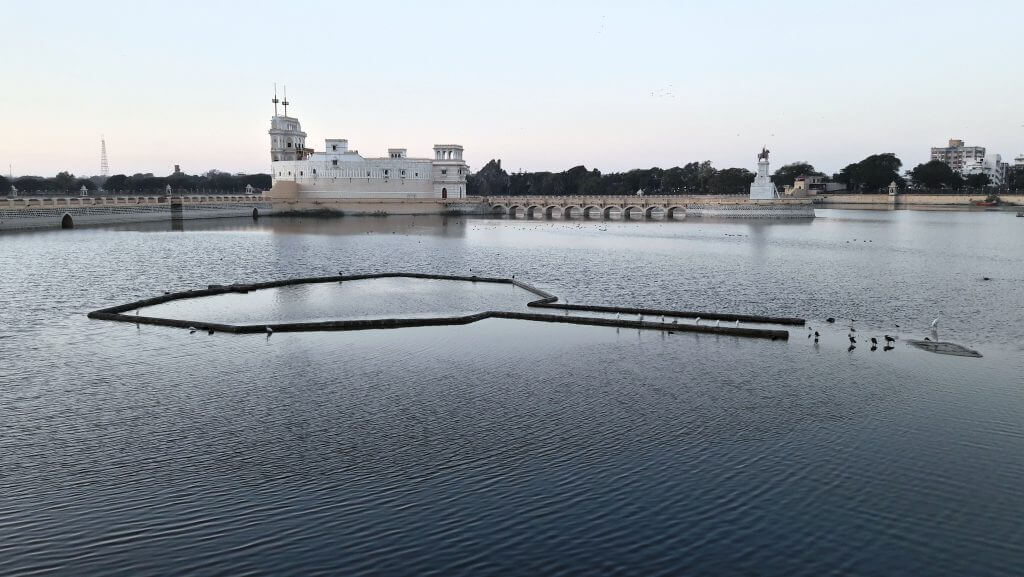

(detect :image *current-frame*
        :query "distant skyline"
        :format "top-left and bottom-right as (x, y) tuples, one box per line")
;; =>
(2, 0), (1022, 178)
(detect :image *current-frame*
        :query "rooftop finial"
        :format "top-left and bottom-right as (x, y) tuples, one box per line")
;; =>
(282, 85), (289, 117)
(272, 83), (280, 116)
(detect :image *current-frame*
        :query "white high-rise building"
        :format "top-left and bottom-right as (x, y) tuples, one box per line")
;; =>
(1015, 154), (1024, 167)
(961, 154), (1007, 186)
(931, 139), (985, 172)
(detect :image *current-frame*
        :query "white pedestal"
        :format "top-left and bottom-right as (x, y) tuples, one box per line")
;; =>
(749, 159), (776, 199)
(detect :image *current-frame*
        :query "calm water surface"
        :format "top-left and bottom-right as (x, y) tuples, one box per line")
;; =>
(1, 209), (1022, 576)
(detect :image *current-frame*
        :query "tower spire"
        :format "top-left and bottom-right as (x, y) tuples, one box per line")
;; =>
(282, 85), (289, 117)
(272, 83), (280, 116)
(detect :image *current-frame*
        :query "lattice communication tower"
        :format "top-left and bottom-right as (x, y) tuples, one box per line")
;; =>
(100, 137), (109, 177)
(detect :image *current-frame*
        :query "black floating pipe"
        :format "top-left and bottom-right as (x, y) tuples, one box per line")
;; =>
(88, 273), (798, 340)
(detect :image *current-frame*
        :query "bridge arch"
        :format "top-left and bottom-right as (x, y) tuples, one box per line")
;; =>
(582, 205), (602, 219)
(60, 213), (74, 229)
(602, 206), (621, 219)
(666, 206), (685, 220)
(562, 205), (581, 219)
(621, 205), (644, 220)
(508, 205), (523, 219)
(644, 206), (665, 220)
(491, 204), (508, 216)
(526, 205), (543, 219)
(544, 206), (562, 219)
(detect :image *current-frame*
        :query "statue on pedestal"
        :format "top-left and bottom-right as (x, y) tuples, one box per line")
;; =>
(749, 146), (778, 200)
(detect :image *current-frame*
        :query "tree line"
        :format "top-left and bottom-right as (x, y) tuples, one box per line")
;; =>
(467, 160), (757, 197)
(467, 154), (1024, 196)
(0, 171), (272, 195)
(4, 157), (1022, 197)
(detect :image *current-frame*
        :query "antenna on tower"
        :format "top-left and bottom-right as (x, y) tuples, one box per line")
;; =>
(100, 136), (109, 177)
(272, 83), (279, 116)
(282, 85), (289, 117)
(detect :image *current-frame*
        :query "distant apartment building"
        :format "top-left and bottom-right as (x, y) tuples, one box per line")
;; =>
(961, 154), (1007, 186)
(1015, 154), (1024, 167)
(930, 139), (985, 172)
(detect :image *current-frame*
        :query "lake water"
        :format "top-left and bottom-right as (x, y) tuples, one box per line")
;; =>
(1, 209), (1022, 576)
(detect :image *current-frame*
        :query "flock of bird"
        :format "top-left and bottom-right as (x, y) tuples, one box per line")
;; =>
(807, 316), (940, 352)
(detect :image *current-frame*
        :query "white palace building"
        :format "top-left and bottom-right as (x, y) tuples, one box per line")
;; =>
(266, 90), (468, 204)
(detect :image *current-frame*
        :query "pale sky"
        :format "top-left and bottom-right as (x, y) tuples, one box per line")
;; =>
(2, 0), (1021, 178)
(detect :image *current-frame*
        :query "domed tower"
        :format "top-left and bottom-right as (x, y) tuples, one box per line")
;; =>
(268, 85), (307, 162)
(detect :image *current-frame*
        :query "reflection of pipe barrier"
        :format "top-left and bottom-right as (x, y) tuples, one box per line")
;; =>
(88, 273), (797, 340)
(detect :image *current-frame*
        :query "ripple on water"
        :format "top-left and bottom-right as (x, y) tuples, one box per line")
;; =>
(1, 213), (1023, 576)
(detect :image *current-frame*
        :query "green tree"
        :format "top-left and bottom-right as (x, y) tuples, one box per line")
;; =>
(772, 162), (821, 189)
(0, 175), (10, 194)
(75, 178), (97, 192)
(467, 159), (508, 196)
(563, 165), (596, 195)
(910, 160), (960, 189)
(13, 176), (45, 193)
(964, 173), (991, 189)
(53, 171), (76, 192)
(709, 168), (755, 194)
(1006, 166), (1024, 191)
(103, 174), (129, 192)
(836, 154), (903, 191)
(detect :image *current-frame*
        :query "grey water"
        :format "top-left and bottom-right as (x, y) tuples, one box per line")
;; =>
(1, 209), (1022, 576)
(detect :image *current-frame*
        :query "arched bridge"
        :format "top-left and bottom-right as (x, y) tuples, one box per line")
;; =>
(483, 195), (716, 220)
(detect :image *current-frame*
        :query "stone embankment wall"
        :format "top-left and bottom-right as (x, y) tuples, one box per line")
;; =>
(815, 193), (1024, 206)
(0, 195), (271, 231)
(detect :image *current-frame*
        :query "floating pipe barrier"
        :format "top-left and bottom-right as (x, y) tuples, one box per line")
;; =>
(88, 273), (797, 340)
